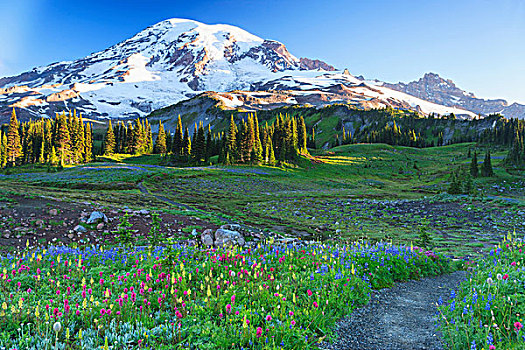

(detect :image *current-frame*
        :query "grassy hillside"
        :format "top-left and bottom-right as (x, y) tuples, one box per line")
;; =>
(3, 142), (522, 258)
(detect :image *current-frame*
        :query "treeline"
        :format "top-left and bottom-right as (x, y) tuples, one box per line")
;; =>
(480, 118), (525, 167)
(102, 119), (153, 155)
(102, 113), (309, 165)
(0, 109), (93, 167)
(220, 113), (308, 165)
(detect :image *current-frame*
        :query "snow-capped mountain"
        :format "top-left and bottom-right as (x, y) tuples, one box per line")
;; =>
(0, 19), (489, 122)
(384, 73), (525, 119)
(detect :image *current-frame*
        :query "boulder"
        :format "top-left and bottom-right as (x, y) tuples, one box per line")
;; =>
(201, 229), (214, 247)
(86, 211), (108, 224)
(220, 224), (241, 231)
(215, 228), (245, 246)
(49, 209), (58, 216)
(74, 225), (87, 233)
(96, 223), (105, 230)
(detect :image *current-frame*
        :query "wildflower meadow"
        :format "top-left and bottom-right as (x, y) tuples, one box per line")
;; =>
(438, 235), (525, 350)
(0, 240), (451, 349)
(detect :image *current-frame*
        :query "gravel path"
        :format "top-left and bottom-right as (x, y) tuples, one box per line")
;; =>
(320, 271), (467, 350)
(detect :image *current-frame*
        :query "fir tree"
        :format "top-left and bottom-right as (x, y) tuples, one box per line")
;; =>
(49, 146), (58, 166)
(193, 122), (206, 162)
(173, 116), (184, 156)
(183, 127), (191, 157)
(6, 109), (22, 166)
(447, 171), (462, 195)
(481, 149), (494, 177)
(226, 115), (237, 162)
(84, 123), (93, 162)
(470, 151), (478, 178)
(55, 112), (71, 165)
(0, 130), (6, 167)
(154, 121), (167, 154)
(104, 120), (116, 155)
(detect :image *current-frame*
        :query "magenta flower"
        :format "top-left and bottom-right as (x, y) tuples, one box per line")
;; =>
(256, 327), (263, 338)
(226, 304), (232, 314)
(307, 289), (313, 296)
(266, 314), (272, 321)
(291, 320), (296, 326)
(515, 321), (523, 332)
(313, 301), (319, 308)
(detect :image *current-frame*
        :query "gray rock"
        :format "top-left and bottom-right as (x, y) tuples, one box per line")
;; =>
(86, 211), (108, 224)
(74, 225), (87, 233)
(201, 229), (214, 247)
(220, 224), (241, 231)
(215, 228), (245, 246)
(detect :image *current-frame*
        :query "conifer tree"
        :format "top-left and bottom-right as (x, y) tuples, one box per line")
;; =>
(298, 116), (308, 154)
(183, 127), (191, 157)
(205, 125), (212, 163)
(481, 149), (494, 177)
(0, 130), (5, 167)
(84, 123), (93, 162)
(6, 109), (22, 166)
(226, 115), (237, 162)
(253, 114), (263, 163)
(154, 121), (167, 154)
(0, 131), (6, 167)
(470, 151), (479, 177)
(104, 120), (116, 155)
(267, 136), (275, 164)
(193, 122), (206, 162)
(173, 116), (184, 156)
(145, 119), (153, 154)
(49, 146), (58, 166)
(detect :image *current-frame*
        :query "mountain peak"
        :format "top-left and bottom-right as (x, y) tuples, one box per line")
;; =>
(0, 18), (336, 120)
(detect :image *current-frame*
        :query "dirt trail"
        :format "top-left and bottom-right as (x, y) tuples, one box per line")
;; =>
(320, 271), (467, 350)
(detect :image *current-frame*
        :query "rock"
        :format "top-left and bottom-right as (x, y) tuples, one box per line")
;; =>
(191, 229), (198, 236)
(215, 228), (245, 246)
(67, 234), (75, 239)
(35, 220), (44, 227)
(96, 223), (105, 230)
(138, 209), (150, 215)
(86, 211), (108, 224)
(220, 224), (241, 231)
(49, 209), (58, 216)
(3, 233), (10, 239)
(74, 225), (87, 233)
(201, 229), (214, 247)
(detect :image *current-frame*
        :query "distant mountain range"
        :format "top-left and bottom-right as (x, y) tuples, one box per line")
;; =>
(383, 73), (525, 119)
(0, 18), (522, 123)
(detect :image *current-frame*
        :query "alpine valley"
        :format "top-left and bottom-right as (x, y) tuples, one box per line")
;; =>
(1, 18), (523, 124)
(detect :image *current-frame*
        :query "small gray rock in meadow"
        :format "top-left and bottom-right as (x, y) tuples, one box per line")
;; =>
(74, 225), (87, 233)
(86, 211), (108, 224)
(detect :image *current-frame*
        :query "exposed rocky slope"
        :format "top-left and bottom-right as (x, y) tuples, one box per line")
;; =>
(384, 73), (525, 119)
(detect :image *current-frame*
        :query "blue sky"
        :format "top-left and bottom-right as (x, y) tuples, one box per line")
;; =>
(1, 0), (523, 103)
